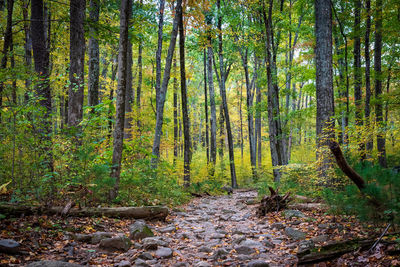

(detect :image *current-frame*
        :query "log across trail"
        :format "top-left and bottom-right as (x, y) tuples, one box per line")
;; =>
(0, 190), (394, 266)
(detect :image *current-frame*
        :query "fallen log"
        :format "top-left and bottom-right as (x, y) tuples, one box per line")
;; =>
(297, 236), (396, 265)
(0, 203), (169, 220)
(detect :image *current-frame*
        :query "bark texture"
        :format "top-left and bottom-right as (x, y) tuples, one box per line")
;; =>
(88, 0), (100, 108)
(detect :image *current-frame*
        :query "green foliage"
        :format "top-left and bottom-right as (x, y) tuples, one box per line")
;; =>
(323, 163), (400, 225)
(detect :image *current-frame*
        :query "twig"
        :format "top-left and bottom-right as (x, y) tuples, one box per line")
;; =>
(369, 223), (391, 252)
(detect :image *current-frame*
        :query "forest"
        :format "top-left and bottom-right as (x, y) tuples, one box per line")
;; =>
(0, 0), (400, 265)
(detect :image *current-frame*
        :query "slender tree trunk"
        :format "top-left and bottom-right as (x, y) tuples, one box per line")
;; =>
(22, 0), (32, 92)
(173, 55), (178, 166)
(108, 57), (118, 139)
(110, 0), (132, 200)
(203, 49), (210, 163)
(136, 40), (143, 128)
(178, 3), (191, 187)
(255, 81), (262, 169)
(31, 0), (53, 172)
(374, 0), (387, 168)
(206, 13), (217, 177)
(68, 0), (85, 127)
(155, 0), (165, 111)
(151, 0), (182, 166)
(315, 0), (335, 177)
(88, 0), (100, 108)
(364, 0), (373, 156)
(240, 84), (244, 160)
(124, 40), (133, 139)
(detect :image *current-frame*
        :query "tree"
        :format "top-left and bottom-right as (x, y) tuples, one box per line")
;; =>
(68, 0), (86, 127)
(109, 0), (132, 200)
(155, 0), (165, 111)
(314, 0), (335, 175)
(374, 0), (387, 168)
(178, 1), (191, 186)
(364, 0), (373, 157)
(88, 0), (100, 108)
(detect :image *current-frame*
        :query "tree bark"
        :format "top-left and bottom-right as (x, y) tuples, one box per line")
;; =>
(173, 55), (178, 166)
(354, 0), (362, 128)
(88, 0), (100, 108)
(68, 0), (86, 127)
(178, 4), (191, 187)
(155, 0), (165, 111)
(151, 0), (182, 167)
(124, 40), (133, 139)
(364, 0), (373, 156)
(109, 0), (132, 200)
(22, 0), (32, 92)
(315, 0), (335, 177)
(203, 49), (210, 163)
(374, 0), (387, 168)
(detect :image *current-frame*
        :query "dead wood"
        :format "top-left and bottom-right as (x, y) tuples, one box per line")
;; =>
(256, 187), (292, 216)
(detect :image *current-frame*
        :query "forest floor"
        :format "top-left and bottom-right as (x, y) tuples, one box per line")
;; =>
(1, 189), (399, 266)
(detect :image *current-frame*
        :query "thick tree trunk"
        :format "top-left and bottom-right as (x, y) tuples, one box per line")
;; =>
(151, 0), (182, 166)
(109, 0), (132, 200)
(364, 0), (373, 156)
(315, 0), (335, 177)
(68, 0), (85, 127)
(155, 0), (165, 111)
(374, 0), (386, 168)
(0, 0), (14, 123)
(31, 0), (53, 172)
(88, 0), (100, 108)
(178, 5), (191, 187)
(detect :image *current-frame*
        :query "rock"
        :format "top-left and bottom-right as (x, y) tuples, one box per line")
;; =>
(212, 248), (229, 259)
(198, 246), (212, 253)
(129, 220), (154, 240)
(242, 213), (252, 220)
(134, 258), (149, 267)
(284, 227), (306, 240)
(263, 240), (275, 248)
(72, 233), (91, 243)
(155, 247), (173, 258)
(237, 255), (252, 261)
(90, 232), (113, 244)
(283, 210), (306, 219)
(99, 235), (132, 252)
(159, 225), (176, 233)
(210, 233), (225, 239)
(247, 260), (270, 267)
(240, 239), (263, 248)
(311, 234), (329, 243)
(289, 220), (301, 225)
(0, 239), (20, 254)
(298, 239), (315, 253)
(271, 222), (285, 230)
(246, 199), (259, 205)
(221, 185), (233, 194)
(235, 245), (254, 255)
(115, 260), (131, 267)
(318, 223), (329, 229)
(195, 261), (211, 267)
(26, 261), (84, 267)
(222, 209), (235, 214)
(142, 237), (168, 250)
(232, 235), (246, 245)
(173, 263), (189, 267)
(138, 252), (153, 260)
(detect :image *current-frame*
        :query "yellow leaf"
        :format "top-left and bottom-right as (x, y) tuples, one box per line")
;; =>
(0, 181), (11, 194)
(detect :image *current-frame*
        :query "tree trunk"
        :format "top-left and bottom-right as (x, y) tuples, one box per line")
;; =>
(88, 0), (100, 108)
(109, 0), (132, 200)
(315, 0), (335, 177)
(124, 40), (133, 139)
(22, 0), (32, 92)
(178, 4), (191, 187)
(206, 13), (217, 177)
(31, 0), (53, 172)
(136, 40), (143, 128)
(364, 0), (373, 157)
(108, 57), (118, 139)
(155, 0), (165, 111)
(240, 84), (244, 159)
(173, 55), (178, 166)
(374, 0), (387, 168)
(354, 0), (362, 128)
(0, 0), (14, 123)
(203, 49), (210, 163)
(151, 0), (182, 167)
(68, 0), (85, 127)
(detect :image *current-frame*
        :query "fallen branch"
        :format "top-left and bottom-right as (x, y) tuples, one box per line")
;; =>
(0, 203), (169, 220)
(288, 203), (328, 211)
(257, 187), (292, 216)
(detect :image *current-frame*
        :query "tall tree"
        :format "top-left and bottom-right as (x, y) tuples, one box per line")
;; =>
(31, 0), (53, 171)
(315, 0), (335, 175)
(173, 55), (178, 165)
(151, 0), (182, 166)
(155, 0), (165, 111)
(88, 0), (100, 108)
(178, 2), (191, 186)
(364, 0), (373, 156)
(353, 0), (362, 127)
(203, 49), (210, 163)
(68, 0), (86, 127)
(374, 0), (387, 167)
(136, 0), (143, 128)
(110, 0), (132, 200)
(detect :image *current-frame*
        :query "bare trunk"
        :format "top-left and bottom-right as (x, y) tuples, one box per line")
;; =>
(155, 0), (165, 111)
(204, 49), (210, 163)
(88, 0), (100, 108)
(124, 41), (133, 139)
(364, 0), (373, 156)
(173, 55), (178, 165)
(109, 0), (132, 200)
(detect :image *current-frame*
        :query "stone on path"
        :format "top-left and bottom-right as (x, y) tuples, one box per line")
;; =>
(198, 245), (212, 253)
(129, 220), (154, 240)
(159, 225), (176, 233)
(247, 260), (270, 267)
(284, 227), (306, 240)
(114, 260), (131, 267)
(142, 236), (168, 250)
(0, 239), (20, 254)
(99, 235), (132, 252)
(26, 261), (84, 267)
(155, 247), (173, 258)
(235, 245), (254, 255)
(134, 258), (149, 267)
(212, 248), (229, 259)
(195, 261), (211, 267)
(283, 210), (306, 219)
(312, 234), (329, 243)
